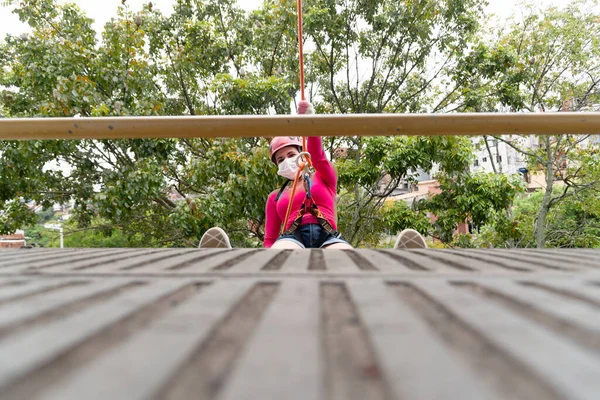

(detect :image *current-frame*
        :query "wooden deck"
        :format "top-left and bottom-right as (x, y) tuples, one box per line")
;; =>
(0, 248), (599, 400)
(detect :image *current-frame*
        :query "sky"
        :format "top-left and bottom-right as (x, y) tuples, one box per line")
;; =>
(0, 0), (586, 40)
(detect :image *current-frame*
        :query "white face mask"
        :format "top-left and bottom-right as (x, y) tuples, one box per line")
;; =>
(277, 157), (299, 180)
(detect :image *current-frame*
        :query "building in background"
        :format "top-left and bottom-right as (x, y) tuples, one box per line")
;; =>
(471, 135), (529, 176)
(0, 230), (26, 248)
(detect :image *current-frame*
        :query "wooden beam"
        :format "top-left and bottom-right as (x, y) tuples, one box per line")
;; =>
(1, 113), (600, 140)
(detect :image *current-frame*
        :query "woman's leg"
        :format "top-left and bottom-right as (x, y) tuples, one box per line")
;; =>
(322, 242), (353, 249)
(271, 239), (303, 249)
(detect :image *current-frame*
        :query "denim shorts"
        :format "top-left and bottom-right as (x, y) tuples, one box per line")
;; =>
(275, 223), (350, 249)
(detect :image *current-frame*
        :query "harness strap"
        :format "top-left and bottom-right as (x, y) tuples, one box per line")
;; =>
(275, 180), (291, 202)
(282, 200), (341, 238)
(275, 165), (340, 238)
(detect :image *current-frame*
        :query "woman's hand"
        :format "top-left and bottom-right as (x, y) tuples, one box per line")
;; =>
(298, 100), (314, 115)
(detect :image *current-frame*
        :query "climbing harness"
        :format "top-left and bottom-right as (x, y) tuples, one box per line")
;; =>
(280, 152), (311, 234)
(278, 151), (341, 238)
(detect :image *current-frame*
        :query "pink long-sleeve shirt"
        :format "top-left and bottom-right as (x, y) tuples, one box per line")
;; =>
(264, 137), (337, 248)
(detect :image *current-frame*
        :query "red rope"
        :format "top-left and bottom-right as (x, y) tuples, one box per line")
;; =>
(297, 0), (308, 159)
(297, 0), (306, 101)
(281, 165), (303, 234)
(279, 0), (311, 235)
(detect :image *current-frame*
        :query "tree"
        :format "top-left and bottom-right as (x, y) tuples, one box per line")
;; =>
(511, 157), (600, 248)
(298, 0), (489, 245)
(0, 0), (289, 246)
(2, 0), (517, 248)
(418, 172), (525, 245)
(461, 0), (600, 247)
(381, 200), (430, 238)
(334, 135), (476, 246)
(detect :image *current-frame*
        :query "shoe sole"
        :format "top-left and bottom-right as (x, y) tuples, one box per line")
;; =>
(395, 230), (428, 249)
(199, 228), (231, 249)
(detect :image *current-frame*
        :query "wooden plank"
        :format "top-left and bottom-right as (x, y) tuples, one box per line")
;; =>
(0, 279), (82, 303)
(224, 250), (285, 273)
(381, 249), (463, 272)
(414, 249), (511, 273)
(319, 282), (389, 400)
(415, 281), (600, 400)
(322, 249), (360, 272)
(470, 280), (600, 333)
(0, 249), (75, 260)
(75, 249), (197, 272)
(443, 249), (537, 272)
(38, 280), (255, 400)
(520, 280), (600, 304)
(4, 249), (136, 270)
(0, 249), (111, 268)
(3, 113), (600, 140)
(175, 249), (261, 273)
(347, 280), (501, 400)
(0, 250), (23, 255)
(28, 249), (163, 271)
(219, 280), (321, 400)
(474, 249), (582, 271)
(114, 249), (229, 272)
(353, 249), (422, 273)
(528, 248), (600, 254)
(0, 280), (189, 388)
(278, 249), (310, 272)
(0, 279), (134, 331)
(498, 249), (600, 268)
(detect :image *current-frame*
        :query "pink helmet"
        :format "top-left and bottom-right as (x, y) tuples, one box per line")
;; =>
(269, 136), (302, 164)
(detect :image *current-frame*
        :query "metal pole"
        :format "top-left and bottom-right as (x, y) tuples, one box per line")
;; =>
(59, 227), (64, 249)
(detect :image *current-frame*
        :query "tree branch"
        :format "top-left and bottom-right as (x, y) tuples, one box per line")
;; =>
(493, 135), (542, 162)
(483, 136), (498, 173)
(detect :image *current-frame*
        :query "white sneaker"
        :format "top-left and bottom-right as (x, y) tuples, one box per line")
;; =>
(393, 229), (428, 249)
(199, 227), (232, 248)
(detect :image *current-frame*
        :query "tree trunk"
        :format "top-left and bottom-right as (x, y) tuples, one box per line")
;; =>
(495, 138), (502, 174)
(483, 136), (497, 174)
(348, 138), (364, 246)
(534, 156), (555, 248)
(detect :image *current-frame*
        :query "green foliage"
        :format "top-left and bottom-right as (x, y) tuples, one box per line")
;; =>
(336, 188), (388, 248)
(512, 182), (600, 248)
(418, 172), (525, 244)
(334, 134), (479, 245)
(26, 218), (131, 248)
(381, 200), (430, 237)
(58, 227), (129, 248)
(37, 207), (55, 222)
(456, 0), (600, 247)
(1, 0), (492, 247)
(303, 0), (486, 114)
(4, 0), (594, 249)
(0, 0), (285, 245)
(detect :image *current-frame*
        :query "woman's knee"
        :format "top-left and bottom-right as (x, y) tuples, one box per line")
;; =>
(271, 240), (303, 249)
(322, 242), (353, 249)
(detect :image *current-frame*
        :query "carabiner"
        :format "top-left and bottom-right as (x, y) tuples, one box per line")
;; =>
(295, 151), (312, 174)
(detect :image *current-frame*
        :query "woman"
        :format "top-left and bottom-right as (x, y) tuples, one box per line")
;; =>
(199, 100), (426, 249)
(263, 101), (352, 249)
(200, 100), (351, 249)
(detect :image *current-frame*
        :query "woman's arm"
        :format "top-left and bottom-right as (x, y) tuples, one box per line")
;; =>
(306, 136), (336, 188)
(297, 100), (336, 188)
(264, 192), (282, 248)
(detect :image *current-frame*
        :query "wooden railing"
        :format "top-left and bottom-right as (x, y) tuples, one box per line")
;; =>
(1, 112), (600, 140)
